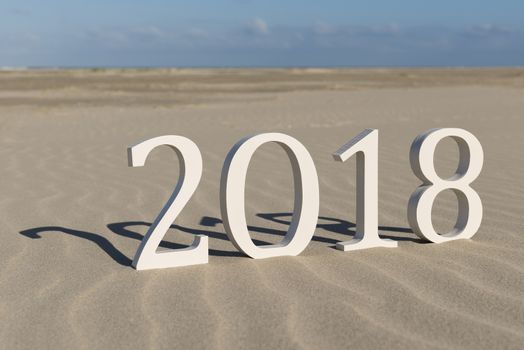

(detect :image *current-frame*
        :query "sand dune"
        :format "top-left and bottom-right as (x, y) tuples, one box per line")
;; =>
(1, 69), (523, 349)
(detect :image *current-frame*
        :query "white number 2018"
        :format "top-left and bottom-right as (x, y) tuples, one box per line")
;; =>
(128, 128), (483, 271)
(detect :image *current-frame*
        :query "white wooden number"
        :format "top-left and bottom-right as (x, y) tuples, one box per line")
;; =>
(128, 135), (208, 270)
(407, 128), (483, 243)
(333, 129), (397, 251)
(127, 128), (483, 270)
(220, 133), (320, 259)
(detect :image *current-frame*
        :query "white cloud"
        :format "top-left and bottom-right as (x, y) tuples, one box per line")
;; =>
(244, 18), (269, 35)
(463, 24), (512, 36)
(186, 28), (209, 39)
(3, 21), (523, 67)
(82, 26), (167, 49)
(313, 21), (337, 35)
(132, 26), (164, 38)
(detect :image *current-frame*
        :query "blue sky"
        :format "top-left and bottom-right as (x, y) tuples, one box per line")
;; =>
(1, 0), (523, 67)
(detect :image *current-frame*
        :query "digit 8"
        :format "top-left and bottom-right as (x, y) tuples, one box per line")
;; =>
(407, 128), (484, 243)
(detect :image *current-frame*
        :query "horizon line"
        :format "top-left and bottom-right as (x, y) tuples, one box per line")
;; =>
(2, 64), (524, 71)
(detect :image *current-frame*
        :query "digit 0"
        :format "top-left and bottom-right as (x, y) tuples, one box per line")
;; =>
(407, 128), (483, 243)
(220, 133), (320, 259)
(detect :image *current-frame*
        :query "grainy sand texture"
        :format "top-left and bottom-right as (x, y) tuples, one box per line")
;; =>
(1, 68), (523, 349)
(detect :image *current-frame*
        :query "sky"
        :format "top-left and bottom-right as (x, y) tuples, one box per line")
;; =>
(1, 0), (523, 67)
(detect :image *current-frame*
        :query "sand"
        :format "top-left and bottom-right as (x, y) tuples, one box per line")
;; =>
(1, 68), (523, 349)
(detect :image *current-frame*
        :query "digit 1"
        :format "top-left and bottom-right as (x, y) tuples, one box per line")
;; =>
(333, 129), (398, 251)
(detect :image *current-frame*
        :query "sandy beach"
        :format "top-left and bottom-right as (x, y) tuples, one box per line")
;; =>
(1, 68), (523, 349)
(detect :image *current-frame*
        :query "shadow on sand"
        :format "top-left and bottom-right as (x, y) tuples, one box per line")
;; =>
(20, 213), (418, 267)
